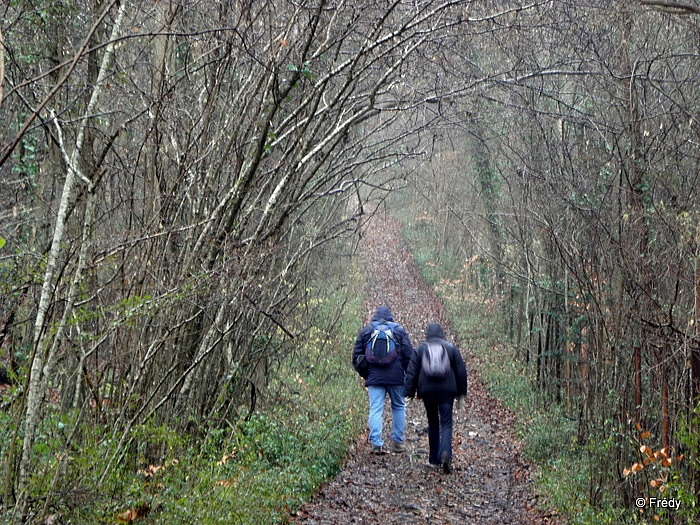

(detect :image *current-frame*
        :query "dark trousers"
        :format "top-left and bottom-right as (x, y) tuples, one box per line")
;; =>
(423, 397), (454, 465)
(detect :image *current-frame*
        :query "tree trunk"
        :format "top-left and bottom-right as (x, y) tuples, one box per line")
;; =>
(17, 1), (127, 506)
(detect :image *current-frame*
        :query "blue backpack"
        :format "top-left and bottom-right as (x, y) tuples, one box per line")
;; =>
(365, 321), (399, 365)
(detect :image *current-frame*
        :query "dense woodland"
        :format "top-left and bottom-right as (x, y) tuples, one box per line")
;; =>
(2, 0), (700, 522)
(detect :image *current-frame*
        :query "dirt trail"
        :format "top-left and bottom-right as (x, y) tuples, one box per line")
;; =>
(291, 217), (557, 525)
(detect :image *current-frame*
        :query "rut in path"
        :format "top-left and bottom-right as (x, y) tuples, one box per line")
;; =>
(291, 216), (556, 525)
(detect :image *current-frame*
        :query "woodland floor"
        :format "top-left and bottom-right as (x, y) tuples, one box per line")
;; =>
(290, 216), (559, 525)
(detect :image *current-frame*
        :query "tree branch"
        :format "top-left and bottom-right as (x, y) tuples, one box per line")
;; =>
(0, 0), (121, 168)
(640, 0), (700, 15)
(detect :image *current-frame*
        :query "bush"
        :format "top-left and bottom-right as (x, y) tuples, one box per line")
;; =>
(1, 257), (366, 524)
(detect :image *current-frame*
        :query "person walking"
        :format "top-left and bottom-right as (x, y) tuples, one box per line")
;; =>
(404, 323), (467, 473)
(353, 305), (414, 454)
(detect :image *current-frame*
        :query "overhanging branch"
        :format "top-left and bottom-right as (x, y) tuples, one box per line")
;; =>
(640, 0), (700, 15)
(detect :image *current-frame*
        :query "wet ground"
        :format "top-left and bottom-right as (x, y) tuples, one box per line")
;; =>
(291, 215), (558, 525)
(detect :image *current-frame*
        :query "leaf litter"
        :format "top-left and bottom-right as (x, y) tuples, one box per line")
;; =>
(291, 216), (559, 525)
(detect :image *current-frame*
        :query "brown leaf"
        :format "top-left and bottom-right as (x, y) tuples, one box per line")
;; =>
(116, 504), (149, 522)
(116, 509), (137, 522)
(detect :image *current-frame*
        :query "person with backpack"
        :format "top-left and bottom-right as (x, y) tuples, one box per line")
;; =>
(352, 305), (414, 454)
(404, 323), (467, 473)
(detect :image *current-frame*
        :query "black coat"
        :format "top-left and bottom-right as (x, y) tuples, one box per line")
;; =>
(404, 324), (467, 402)
(352, 306), (413, 387)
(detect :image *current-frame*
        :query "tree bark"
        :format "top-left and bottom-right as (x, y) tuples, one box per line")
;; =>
(18, 0), (127, 505)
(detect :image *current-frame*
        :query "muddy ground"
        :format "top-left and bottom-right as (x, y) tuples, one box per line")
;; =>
(291, 216), (559, 525)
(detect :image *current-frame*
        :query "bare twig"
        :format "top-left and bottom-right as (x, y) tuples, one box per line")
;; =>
(640, 0), (700, 14)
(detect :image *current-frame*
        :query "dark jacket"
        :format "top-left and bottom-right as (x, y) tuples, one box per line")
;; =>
(352, 306), (413, 387)
(404, 323), (467, 402)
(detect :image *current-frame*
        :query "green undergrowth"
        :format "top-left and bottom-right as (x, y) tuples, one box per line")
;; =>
(396, 209), (685, 525)
(1, 269), (366, 524)
(143, 322), (366, 525)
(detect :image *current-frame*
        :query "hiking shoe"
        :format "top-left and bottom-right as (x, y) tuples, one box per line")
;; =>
(390, 441), (406, 453)
(441, 451), (452, 474)
(372, 445), (386, 455)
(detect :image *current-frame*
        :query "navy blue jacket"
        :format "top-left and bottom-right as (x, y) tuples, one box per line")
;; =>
(352, 306), (413, 387)
(404, 323), (467, 402)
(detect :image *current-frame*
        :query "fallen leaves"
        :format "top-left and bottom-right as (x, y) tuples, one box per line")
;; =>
(289, 216), (554, 525)
(116, 503), (150, 523)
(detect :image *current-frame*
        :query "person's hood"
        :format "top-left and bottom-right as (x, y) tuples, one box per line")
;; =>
(372, 305), (394, 323)
(425, 323), (445, 340)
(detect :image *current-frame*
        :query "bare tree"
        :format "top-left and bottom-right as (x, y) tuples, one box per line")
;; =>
(405, 0), (700, 509)
(0, 0), (470, 516)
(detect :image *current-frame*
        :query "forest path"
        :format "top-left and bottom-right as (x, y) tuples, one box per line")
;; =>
(291, 216), (556, 525)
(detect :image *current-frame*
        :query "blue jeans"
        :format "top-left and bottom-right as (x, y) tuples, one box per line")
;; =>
(367, 385), (405, 447)
(424, 398), (454, 465)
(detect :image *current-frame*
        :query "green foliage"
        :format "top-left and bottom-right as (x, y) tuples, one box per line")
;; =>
(666, 406), (700, 523)
(398, 212), (462, 286)
(11, 135), (39, 183)
(396, 207), (700, 524)
(3, 256), (365, 524)
(92, 403), (362, 524)
(286, 62), (314, 81)
(7, 351), (363, 524)
(141, 304), (364, 524)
